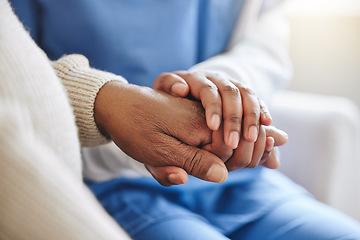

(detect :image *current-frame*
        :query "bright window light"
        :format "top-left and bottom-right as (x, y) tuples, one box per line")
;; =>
(283, 0), (360, 16)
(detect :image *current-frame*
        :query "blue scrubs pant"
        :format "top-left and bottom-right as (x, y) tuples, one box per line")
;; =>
(87, 168), (360, 240)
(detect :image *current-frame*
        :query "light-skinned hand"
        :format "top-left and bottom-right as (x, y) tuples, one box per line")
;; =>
(153, 70), (273, 149)
(152, 70), (288, 177)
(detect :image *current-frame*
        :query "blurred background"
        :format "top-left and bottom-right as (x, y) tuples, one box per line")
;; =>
(271, 0), (360, 221)
(283, 0), (360, 107)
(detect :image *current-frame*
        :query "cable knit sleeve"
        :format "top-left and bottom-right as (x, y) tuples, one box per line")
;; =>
(52, 54), (128, 147)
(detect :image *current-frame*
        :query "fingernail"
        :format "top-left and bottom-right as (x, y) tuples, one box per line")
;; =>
(228, 131), (239, 149)
(206, 165), (227, 183)
(168, 173), (182, 185)
(209, 114), (220, 130)
(248, 126), (258, 142)
(171, 83), (187, 95)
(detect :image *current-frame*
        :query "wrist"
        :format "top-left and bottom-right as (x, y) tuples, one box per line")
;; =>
(94, 81), (127, 139)
(53, 54), (128, 146)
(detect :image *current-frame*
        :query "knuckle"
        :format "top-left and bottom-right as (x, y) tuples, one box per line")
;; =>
(247, 111), (259, 120)
(183, 149), (203, 176)
(241, 87), (256, 96)
(227, 114), (241, 124)
(222, 84), (240, 97)
(260, 106), (267, 115)
(201, 82), (218, 92)
(153, 140), (179, 165)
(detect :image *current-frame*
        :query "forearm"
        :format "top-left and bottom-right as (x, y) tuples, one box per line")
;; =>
(52, 54), (128, 147)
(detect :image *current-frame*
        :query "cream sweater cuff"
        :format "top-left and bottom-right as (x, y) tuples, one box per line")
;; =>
(53, 54), (128, 147)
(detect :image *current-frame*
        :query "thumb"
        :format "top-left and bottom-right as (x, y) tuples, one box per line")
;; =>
(177, 143), (228, 183)
(152, 72), (189, 97)
(146, 165), (189, 187)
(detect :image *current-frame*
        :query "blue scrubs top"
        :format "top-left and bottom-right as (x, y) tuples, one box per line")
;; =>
(11, 0), (244, 87)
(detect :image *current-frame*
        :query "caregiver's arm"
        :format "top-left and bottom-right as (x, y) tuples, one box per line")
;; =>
(190, 0), (292, 103)
(188, 0), (292, 169)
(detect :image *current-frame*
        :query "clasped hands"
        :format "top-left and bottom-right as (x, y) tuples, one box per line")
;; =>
(94, 70), (288, 186)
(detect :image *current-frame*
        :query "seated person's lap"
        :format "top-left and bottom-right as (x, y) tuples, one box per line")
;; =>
(230, 197), (360, 240)
(87, 168), (360, 239)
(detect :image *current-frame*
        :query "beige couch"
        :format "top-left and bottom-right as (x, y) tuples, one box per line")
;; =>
(271, 90), (360, 221)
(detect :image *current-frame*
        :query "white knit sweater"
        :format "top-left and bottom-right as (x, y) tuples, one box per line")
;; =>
(0, 0), (130, 239)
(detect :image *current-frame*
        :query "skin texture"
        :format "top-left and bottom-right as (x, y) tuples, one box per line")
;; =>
(94, 81), (229, 186)
(94, 76), (288, 186)
(153, 71), (273, 148)
(152, 70), (288, 183)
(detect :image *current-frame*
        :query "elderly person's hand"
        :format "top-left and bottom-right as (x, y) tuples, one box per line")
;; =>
(94, 81), (228, 186)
